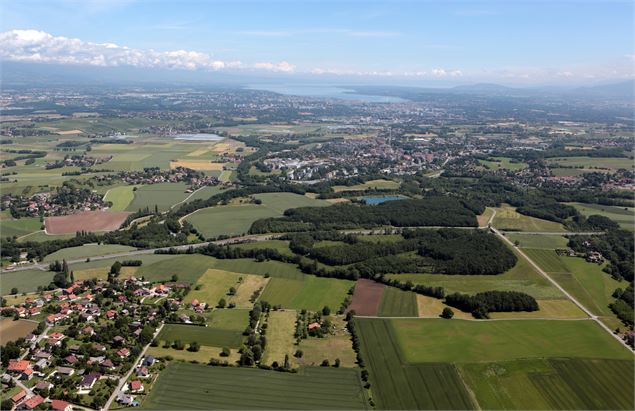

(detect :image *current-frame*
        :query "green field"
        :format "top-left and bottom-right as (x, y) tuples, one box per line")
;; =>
(355, 318), (475, 410)
(185, 193), (329, 238)
(141, 362), (368, 410)
(378, 287), (418, 317)
(506, 233), (569, 249)
(17, 231), (75, 243)
(391, 318), (631, 363)
(103, 185), (137, 211)
(185, 269), (242, 305)
(158, 323), (244, 348)
(333, 179), (400, 192)
(492, 205), (566, 232)
(43, 244), (137, 262)
(480, 157), (528, 171)
(125, 182), (191, 212)
(135, 254), (216, 283)
(461, 358), (634, 410)
(0, 217), (43, 238)
(207, 309), (250, 331)
(210, 258), (305, 280)
(1, 269), (55, 295)
(229, 240), (294, 256)
(567, 202), (634, 231)
(546, 156), (634, 170)
(260, 275), (353, 311)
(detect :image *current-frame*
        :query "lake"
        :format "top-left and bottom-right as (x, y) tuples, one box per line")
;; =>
(246, 83), (405, 103)
(362, 195), (408, 205)
(174, 133), (224, 141)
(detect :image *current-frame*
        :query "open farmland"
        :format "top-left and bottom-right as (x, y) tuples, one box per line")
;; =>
(211, 258), (305, 279)
(378, 287), (418, 317)
(42, 243), (136, 262)
(103, 185), (137, 211)
(259, 275), (353, 311)
(546, 156), (634, 170)
(158, 323), (244, 348)
(461, 358), (634, 410)
(1, 269), (55, 295)
(141, 362), (368, 410)
(262, 310), (297, 367)
(45, 210), (130, 234)
(333, 179), (400, 192)
(0, 318), (38, 345)
(185, 269), (243, 306)
(135, 254), (215, 284)
(125, 182), (191, 212)
(492, 205), (566, 232)
(348, 279), (385, 316)
(206, 309), (249, 331)
(479, 156), (528, 170)
(391, 318), (631, 363)
(355, 318), (475, 410)
(567, 202), (634, 231)
(0, 216), (42, 238)
(506, 233), (569, 249)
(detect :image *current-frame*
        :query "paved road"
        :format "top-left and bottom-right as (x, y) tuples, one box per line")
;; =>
(492, 225), (633, 353)
(102, 323), (164, 411)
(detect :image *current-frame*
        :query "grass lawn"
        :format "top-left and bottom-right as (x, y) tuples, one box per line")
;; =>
(262, 310), (297, 367)
(378, 287), (418, 317)
(43, 244), (137, 262)
(333, 179), (400, 192)
(185, 269), (242, 306)
(492, 204), (566, 232)
(567, 202), (634, 231)
(103, 185), (137, 211)
(186, 192), (328, 238)
(387, 247), (565, 300)
(135, 254), (215, 284)
(479, 157), (528, 171)
(126, 182), (191, 212)
(260, 276), (353, 311)
(506, 233), (569, 249)
(158, 323), (244, 348)
(141, 362), (368, 410)
(391, 318), (632, 363)
(460, 358), (634, 410)
(0, 217), (42, 238)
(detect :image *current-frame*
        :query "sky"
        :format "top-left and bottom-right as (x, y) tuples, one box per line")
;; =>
(1, 0), (633, 85)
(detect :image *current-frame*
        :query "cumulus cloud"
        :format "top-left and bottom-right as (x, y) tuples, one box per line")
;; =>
(0, 29), (295, 73)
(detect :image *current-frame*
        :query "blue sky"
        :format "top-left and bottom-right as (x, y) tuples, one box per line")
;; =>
(1, 0), (633, 85)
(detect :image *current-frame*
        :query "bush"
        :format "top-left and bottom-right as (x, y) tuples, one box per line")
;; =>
(441, 307), (454, 319)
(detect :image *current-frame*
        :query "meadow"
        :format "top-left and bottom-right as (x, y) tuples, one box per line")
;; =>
(141, 362), (368, 410)
(0, 216), (43, 239)
(185, 269), (243, 306)
(206, 309), (250, 332)
(479, 157), (528, 171)
(262, 310), (297, 367)
(42, 244), (137, 262)
(158, 323), (244, 348)
(125, 182), (191, 212)
(1, 269), (55, 295)
(135, 254), (216, 284)
(492, 204), (566, 232)
(259, 275), (353, 311)
(103, 185), (137, 211)
(391, 318), (631, 363)
(355, 318), (475, 410)
(332, 179), (400, 192)
(567, 202), (634, 231)
(546, 156), (634, 170)
(229, 240), (294, 256)
(461, 358), (634, 410)
(505, 233), (569, 249)
(377, 287), (418, 317)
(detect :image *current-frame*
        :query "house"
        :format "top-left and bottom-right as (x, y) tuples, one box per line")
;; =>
(113, 335), (125, 345)
(142, 355), (156, 366)
(308, 322), (321, 330)
(50, 399), (73, 411)
(47, 332), (66, 346)
(17, 395), (44, 410)
(116, 393), (138, 406)
(117, 348), (130, 359)
(93, 343), (107, 352)
(34, 380), (54, 391)
(64, 355), (78, 365)
(56, 366), (75, 377)
(24, 334), (37, 344)
(20, 368), (34, 381)
(136, 366), (150, 378)
(7, 360), (31, 375)
(102, 359), (116, 371)
(79, 372), (101, 391)
(35, 358), (51, 370)
(10, 390), (26, 404)
(128, 380), (144, 393)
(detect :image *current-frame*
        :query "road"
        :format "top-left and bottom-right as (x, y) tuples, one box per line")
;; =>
(102, 323), (164, 411)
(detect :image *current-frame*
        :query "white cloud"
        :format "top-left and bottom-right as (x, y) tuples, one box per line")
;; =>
(0, 29), (294, 73)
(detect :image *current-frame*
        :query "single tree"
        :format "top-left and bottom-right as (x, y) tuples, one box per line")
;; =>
(441, 307), (454, 319)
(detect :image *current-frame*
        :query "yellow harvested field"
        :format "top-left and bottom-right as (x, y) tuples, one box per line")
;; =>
(170, 160), (225, 170)
(74, 266), (138, 281)
(326, 198), (351, 204)
(416, 295), (472, 319)
(57, 129), (83, 135)
(147, 345), (240, 364)
(231, 275), (270, 308)
(187, 147), (212, 157)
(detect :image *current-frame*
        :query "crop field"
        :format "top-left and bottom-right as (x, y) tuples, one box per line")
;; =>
(479, 157), (528, 171)
(1, 269), (55, 295)
(141, 362), (368, 410)
(567, 202), (634, 231)
(125, 182), (191, 212)
(355, 318), (475, 410)
(262, 310), (297, 367)
(43, 244), (136, 262)
(147, 344), (241, 364)
(135, 254), (216, 284)
(158, 323), (244, 348)
(546, 156), (634, 170)
(461, 358), (634, 410)
(210, 258), (305, 280)
(522, 249), (570, 272)
(391, 318), (631, 363)
(183, 186), (224, 203)
(17, 231), (75, 243)
(0, 217), (42, 238)
(185, 269), (242, 306)
(170, 160), (224, 170)
(73, 266), (138, 281)
(207, 309), (249, 332)
(333, 179), (400, 192)
(45, 210), (130, 234)
(505, 233), (569, 249)
(259, 275), (353, 311)
(348, 279), (385, 316)
(378, 287), (418, 317)
(0, 318), (38, 345)
(103, 185), (137, 211)
(229, 240), (294, 256)
(492, 205), (566, 232)
(186, 192), (329, 238)
(387, 247), (565, 300)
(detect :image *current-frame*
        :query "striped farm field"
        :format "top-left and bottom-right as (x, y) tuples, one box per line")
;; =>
(522, 249), (570, 272)
(141, 362), (368, 410)
(260, 275), (353, 311)
(378, 287), (418, 317)
(355, 318), (475, 410)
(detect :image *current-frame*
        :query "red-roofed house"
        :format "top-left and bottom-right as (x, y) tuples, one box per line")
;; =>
(11, 390), (26, 404)
(308, 322), (321, 330)
(7, 360), (31, 374)
(117, 348), (130, 359)
(50, 399), (72, 411)
(18, 395), (44, 410)
(128, 380), (144, 393)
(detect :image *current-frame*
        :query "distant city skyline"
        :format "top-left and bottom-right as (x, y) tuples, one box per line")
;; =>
(1, 0), (633, 85)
